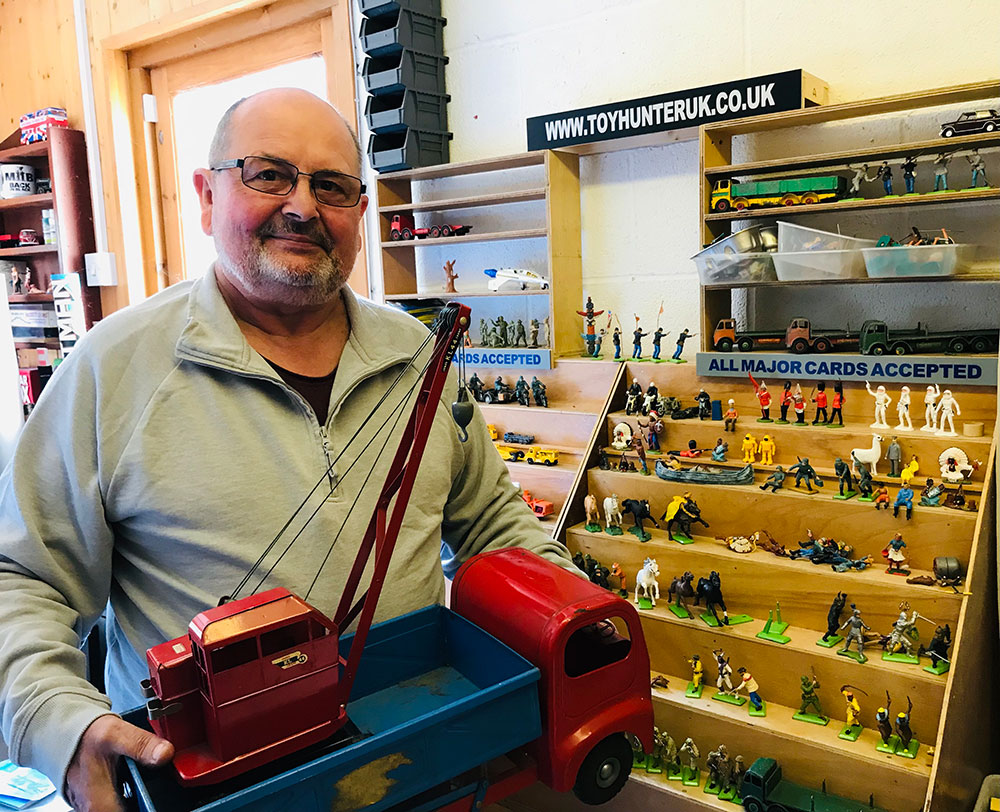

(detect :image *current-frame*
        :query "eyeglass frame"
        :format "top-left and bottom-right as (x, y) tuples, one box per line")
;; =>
(211, 156), (366, 208)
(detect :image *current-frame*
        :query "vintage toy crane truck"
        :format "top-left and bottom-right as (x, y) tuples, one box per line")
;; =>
(712, 317), (858, 353)
(389, 213), (472, 240)
(125, 303), (653, 811)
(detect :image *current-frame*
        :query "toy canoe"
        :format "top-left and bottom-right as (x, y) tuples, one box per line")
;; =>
(655, 460), (754, 485)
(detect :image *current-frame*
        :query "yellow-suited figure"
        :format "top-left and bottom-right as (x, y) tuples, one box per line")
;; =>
(759, 435), (776, 466)
(741, 433), (758, 464)
(842, 687), (861, 728)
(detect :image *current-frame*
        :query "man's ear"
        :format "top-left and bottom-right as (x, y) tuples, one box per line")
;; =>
(192, 169), (214, 236)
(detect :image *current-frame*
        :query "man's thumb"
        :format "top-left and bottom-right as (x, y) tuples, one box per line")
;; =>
(113, 720), (174, 767)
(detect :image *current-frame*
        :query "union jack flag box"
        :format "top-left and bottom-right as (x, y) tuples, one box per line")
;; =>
(19, 107), (69, 145)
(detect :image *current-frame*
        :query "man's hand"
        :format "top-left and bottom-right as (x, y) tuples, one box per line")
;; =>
(65, 715), (174, 812)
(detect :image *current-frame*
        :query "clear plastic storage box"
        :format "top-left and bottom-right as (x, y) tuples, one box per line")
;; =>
(777, 221), (874, 253)
(691, 252), (776, 285)
(773, 221), (876, 281)
(862, 243), (972, 278)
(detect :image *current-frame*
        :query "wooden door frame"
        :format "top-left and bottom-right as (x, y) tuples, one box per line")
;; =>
(93, 0), (363, 313)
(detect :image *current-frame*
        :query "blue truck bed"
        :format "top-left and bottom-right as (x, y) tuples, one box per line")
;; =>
(123, 605), (541, 812)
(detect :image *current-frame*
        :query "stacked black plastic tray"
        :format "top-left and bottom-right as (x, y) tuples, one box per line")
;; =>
(360, 0), (451, 173)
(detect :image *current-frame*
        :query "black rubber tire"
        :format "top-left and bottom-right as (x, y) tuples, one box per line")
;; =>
(949, 338), (967, 353)
(714, 199), (730, 212)
(737, 337), (754, 352)
(986, 123), (996, 133)
(390, 230), (402, 241)
(870, 344), (887, 356)
(891, 343), (910, 356)
(814, 338), (831, 353)
(430, 226), (441, 238)
(791, 338), (809, 354)
(401, 228), (413, 240)
(973, 337), (990, 353)
(572, 734), (632, 805)
(441, 225), (453, 237)
(942, 127), (955, 138)
(743, 799), (765, 812)
(717, 338), (734, 351)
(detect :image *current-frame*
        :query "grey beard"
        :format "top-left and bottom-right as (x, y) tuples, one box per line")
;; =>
(215, 235), (347, 305)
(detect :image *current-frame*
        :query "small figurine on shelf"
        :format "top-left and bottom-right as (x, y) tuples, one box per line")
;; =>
(748, 373), (772, 422)
(695, 570), (741, 627)
(543, 317), (551, 348)
(679, 738), (700, 786)
(885, 435), (902, 477)
(669, 571), (697, 619)
(712, 438), (728, 462)
(603, 494), (623, 535)
(920, 478), (943, 507)
(583, 493), (602, 532)
(847, 163), (871, 197)
(629, 434), (650, 476)
(882, 533), (910, 575)
(966, 148), (989, 188)
(935, 389), (961, 436)
(696, 388), (712, 421)
(925, 624), (952, 675)
(723, 399), (738, 432)
(794, 670), (828, 725)
(9, 267), (22, 295)
(591, 328), (606, 358)
(873, 485), (891, 510)
(705, 745), (733, 796)
(678, 439), (701, 458)
(651, 326), (668, 360)
(876, 693), (896, 753)
(611, 422), (632, 450)
(865, 381), (892, 429)
(792, 383), (806, 425)
(922, 384), (941, 431)
(611, 326), (622, 360)
(875, 160), (894, 195)
(896, 386), (913, 430)
(631, 322), (649, 360)
(672, 328), (694, 362)
(820, 591), (848, 646)
(895, 697), (918, 758)
(514, 376), (531, 407)
(638, 411), (663, 453)
(885, 604), (921, 660)
(687, 654), (704, 696)
(513, 319), (528, 348)
(759, 465), (786, 492)
(610, 562), (628, 597)
(529, 318), (540, 348)
(662, 492), (709, 543)
(758, 434), (775, 465)
(853, 455), (875, 501)
(901, 154), (918, 194)
(777, 381), (793, 423)
(22, 269), (39, 294)
(741, 433), (758, 464)
(598, 448), (610, 470)
(442, 259), (458, 293)
(643, 381), (659, 415)
(811, 381), (828, 424)
(840, 685), (864, 741)
(531, 376), (548, 407)
(838, 605), (871, 663)
(900, 457), (920, 487)
(625, 378), (643, 415)
(735, 667), (764, 714)
(932, 152), (951, 191)
(633, 557), (660, 608)
(893, 485), (914, 520)
(713, 649), (735, 693)
(644, 725), (664, 774)
(789, 456), (823, 492)
(827, 381), (845, 427)
(575, 297), (604, 357)
(833, 457), (856, 499)
(468, 373), (485, 402)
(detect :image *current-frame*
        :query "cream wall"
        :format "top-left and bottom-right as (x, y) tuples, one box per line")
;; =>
(428, 0), (1000, 343)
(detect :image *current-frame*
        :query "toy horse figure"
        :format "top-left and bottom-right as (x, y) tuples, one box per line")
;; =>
(694, 570), (729, 625)
(635, 557), (660, 607)
(603, 494), (623, 529)
(584, 493), (601, 528)
(667, 571), (696, 613)
(662, 494), (710, 541)
(622, 498), (660, 538)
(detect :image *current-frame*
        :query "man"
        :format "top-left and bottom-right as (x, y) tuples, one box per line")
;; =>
(0, 89), (573, 810)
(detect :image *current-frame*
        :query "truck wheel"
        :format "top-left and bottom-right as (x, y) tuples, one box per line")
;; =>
(813, 338), (831, 353)
(869, 344), (887, 356)
(733, 199), (749, 210)
(390, 230), (402, 241)
(941, 126), (955, 138)
(430, 226), (441, 238)
(442, 225), (453, 237)
(790, 338), (809, 354)
(949, 338), (967, 353)
(714, 199), (730, 212)
(737, 338), (754, 352)
(742, 799), (765, 812)
(717, 338), (733, 351)
(987, 123), (997, 133)
(891, 343), (910, 356)
(526, 458), (535, 465)
(402, 228), (413, 240)
(572, 734), (632, 805)
(973, 337), (990, 352)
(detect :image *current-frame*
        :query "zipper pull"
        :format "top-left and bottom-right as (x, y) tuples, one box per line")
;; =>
(319, 427), (338, 491)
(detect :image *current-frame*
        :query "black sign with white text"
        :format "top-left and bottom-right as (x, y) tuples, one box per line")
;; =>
(527, 69), (812, 151)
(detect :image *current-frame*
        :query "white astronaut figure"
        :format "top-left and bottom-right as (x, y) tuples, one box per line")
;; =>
(865, 381), (892, 429)
(921, 384), (941, 432)
(895, 386), (913, 430)
(935, 390), (961, 436)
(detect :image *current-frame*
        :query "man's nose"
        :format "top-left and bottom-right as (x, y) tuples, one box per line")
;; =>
(280, 175), (319, 222)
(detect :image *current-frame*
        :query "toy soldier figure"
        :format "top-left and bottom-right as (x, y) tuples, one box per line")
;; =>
(876, 694), (893, 746)
(901, 155), (918, 194)
(706, 744), (731, 791)
(731, 756), (746, 794)
(660, 730), (679, 773)
(688, 654), (703, 690)
(847, 163), (870, 196)
(885, 436), (903, 477)
(967, 149), (989, 188)
(828, 381), (845, 426)
(798, 673), (824, 717)
(895, 697), (915, 751)
(759, 465), (785, 493)
(788, 456), (822, 492)
(735, 667), (763, 711)
(651, 327), (667, 360)
(467, 373), (484, 402)
(713, 649), (734, 692)
(811, 381), (828, 424)
(926, 624), (952, 670)
(933, 152), (950, 191)
(612, 327), (622, 359)
(875, 160), (893, 195)
(514, 376), (531, 407)
(887, 606), (920, 656)
(852, 454), (874, 499)
(822, 592), (847, 642)
(625, 378), (643, 415)
(631, 325), (649, 359)
(531, 377), (547, 407)
(528, 318), (540, 348)
(506, 321), (517, 346)
(839, 605), (870, 662)
(672, 328), (694, 360)
(492, 315), (508, 347)
(834, 457), (854, 496)
(679, 738), (700, 780)
(592, 328), (605, 358)
(513, 319), (528, 347)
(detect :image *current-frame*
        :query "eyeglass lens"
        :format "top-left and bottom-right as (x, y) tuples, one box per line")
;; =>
(241, 156), (362, 207)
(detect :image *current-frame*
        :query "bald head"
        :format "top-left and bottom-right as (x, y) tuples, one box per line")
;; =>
(208, 88), (363, 176)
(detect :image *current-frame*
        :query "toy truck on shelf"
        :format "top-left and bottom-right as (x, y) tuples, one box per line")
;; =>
(389, 213), (473, 240)
(521, 488), (555, 518)
(497, 444), (526, 462)
(128, 550), (653, 811)
(740, 757), (886, 812)
(525, 446), (559, 466)
(710, 175), (846, 212)
(713, 317), (858, 353)
(859, 319), (999, 355)
(504, 431), (536, 444)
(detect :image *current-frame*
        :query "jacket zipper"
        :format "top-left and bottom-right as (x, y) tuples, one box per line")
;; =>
(319, 425), (338, 493)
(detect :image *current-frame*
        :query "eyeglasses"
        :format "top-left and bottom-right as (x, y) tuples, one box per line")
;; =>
(211, 156), (366, 208)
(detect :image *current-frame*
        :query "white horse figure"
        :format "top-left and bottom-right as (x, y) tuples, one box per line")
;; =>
(603, 494), (623, 529)
(851, 434), (882, 476)
(635, 557), (660, 607)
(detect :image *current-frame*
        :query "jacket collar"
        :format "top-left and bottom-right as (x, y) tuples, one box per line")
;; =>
(175, 268), (412, 387)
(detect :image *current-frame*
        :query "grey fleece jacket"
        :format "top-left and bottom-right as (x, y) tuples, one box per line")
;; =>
(0, 270), (574, 791)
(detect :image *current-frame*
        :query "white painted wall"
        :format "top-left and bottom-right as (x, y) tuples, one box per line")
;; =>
(379, 0), (1000, 344)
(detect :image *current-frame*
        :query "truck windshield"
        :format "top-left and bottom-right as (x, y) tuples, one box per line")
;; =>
(564, 617), (631, 678)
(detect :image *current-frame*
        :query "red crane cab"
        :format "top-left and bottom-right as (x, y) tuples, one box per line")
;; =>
(451, 549), (654, 804)
(144, 588), (342, 786)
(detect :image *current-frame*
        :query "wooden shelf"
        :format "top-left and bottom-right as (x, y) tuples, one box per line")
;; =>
(388, 290), (550, 300)
(378, 187), (547, 214)
(0, 244), (58, 257)
(381, 228), (548, 248)
(705, 187), (1000, 221)
(0, 193), (53, 211)
(7, 292), (54, 303)
(701, 270), (1000, 290)
(705, 132), (1000, 178)
(0, 141), (48, 162)
(378, 151), (545, 181)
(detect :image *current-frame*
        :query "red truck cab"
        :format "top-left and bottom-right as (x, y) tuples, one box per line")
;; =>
(451, 548), (655, 804)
